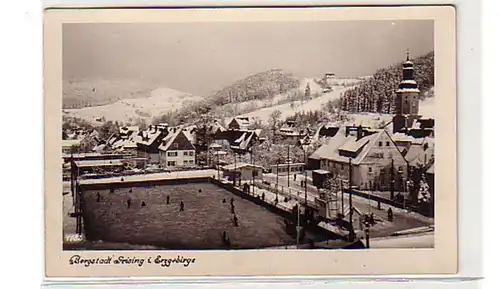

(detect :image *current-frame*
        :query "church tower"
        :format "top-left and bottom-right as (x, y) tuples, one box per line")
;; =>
(395, 50), (420, 115)
(393, 50), (421, 133)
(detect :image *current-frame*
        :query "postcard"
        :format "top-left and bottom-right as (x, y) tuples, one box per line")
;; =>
(44, 6), (457, 278)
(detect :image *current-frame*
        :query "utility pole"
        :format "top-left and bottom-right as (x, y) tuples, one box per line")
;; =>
(349, 158), (353, 227)
(390, 159), (395, 200)
(287, 144), (290, 187)
(296, 204), (301, 248)
(216, 149), (220, 180)
(251, 147), (255, 195)
(276, 159), (279, 197)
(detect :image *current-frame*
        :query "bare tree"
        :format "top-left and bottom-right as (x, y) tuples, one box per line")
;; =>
(268, 110), (282, 144)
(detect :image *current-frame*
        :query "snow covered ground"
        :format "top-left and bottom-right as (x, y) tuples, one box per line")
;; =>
(227, 85), (354, 123)
(419, 97), (434, 119)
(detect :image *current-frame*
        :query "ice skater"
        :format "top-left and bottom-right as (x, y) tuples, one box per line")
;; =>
(96, 192), (101, 202)
(141, 201), (146, 207)
(166, 195), (170, 204)
(180, 201), (185, 212)
(127, 198), (131, 208)
(222, 198), (226, 204)
(198, 189), (202, 193)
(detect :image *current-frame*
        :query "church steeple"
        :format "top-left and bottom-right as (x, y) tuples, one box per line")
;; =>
(397, 50), (420, 93)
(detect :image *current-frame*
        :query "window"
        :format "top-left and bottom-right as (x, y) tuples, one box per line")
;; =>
(183, 160), (189, 165)
(167, 161), (176, 166)
(173, 143), (178, 148)
(189, 151), (194, 156)
(386, 141), (390, 146)
(183, 151), (189, 156)
(167, 152), (178, 157)
(379, 141), (383, 147)
(368, 167), (372, 173)
(189, 160), (194, 164)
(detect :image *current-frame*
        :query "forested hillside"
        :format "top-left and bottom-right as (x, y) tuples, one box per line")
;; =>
(210, 69), (301, 105)
(339, 51), (434, 113)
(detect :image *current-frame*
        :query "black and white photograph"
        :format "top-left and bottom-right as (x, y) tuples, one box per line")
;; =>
(60, 20), (437, 251)
(44, 7), (457, 277)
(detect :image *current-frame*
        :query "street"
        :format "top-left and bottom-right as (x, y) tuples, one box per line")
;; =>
(262, 173), (433, 238)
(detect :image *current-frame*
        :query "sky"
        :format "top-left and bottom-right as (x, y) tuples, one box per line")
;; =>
(63, 21), (434, 96)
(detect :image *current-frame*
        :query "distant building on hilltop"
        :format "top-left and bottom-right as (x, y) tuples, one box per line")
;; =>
(324, 73), (336, 88)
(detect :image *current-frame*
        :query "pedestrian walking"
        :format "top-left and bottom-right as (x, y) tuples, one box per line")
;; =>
(261, 192), (265, 200)
(121, 177), (124, 182)
(294, 174), (297, 181)
(180, 201), (185, 212)
(166, 195), (170, 204)
(230, 204), (235, 214)
(388, 207), (393, 222)
(129, 188), (132, 193)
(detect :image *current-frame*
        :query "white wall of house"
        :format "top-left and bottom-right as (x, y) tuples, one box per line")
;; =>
(159, 150), (196, 168)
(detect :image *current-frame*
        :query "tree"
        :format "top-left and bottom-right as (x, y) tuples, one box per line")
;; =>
(417, 173), (431, 204)
(248, 117), (264, 130)
(268, 110), (282, 144)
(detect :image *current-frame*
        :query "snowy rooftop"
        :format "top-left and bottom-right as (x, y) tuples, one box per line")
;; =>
(74, 159), (124, 168)
(221, 162), (265, 171)
(62, 139), (81, 147)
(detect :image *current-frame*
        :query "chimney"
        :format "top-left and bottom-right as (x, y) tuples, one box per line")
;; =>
(357, 125), (363, 141)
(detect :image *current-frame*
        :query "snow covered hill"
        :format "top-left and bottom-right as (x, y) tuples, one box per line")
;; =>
(64, 87), (203, 125)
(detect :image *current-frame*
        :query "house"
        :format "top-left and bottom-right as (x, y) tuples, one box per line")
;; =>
(270, 162), (305, 176)
(313, 122), (341, 141)
(278, 121), (303, 141)
(62, 139), (81, 154)
(228, 117), (250, 130)
(403, 138), (435, 168)
(221, 162), (264, 181)
(158, 129), (196, 168)
(214, 129), (262, 153)
(312, 126), (408, 191)
(324, 73), (337, 88)
(136, 125), (170, 163)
